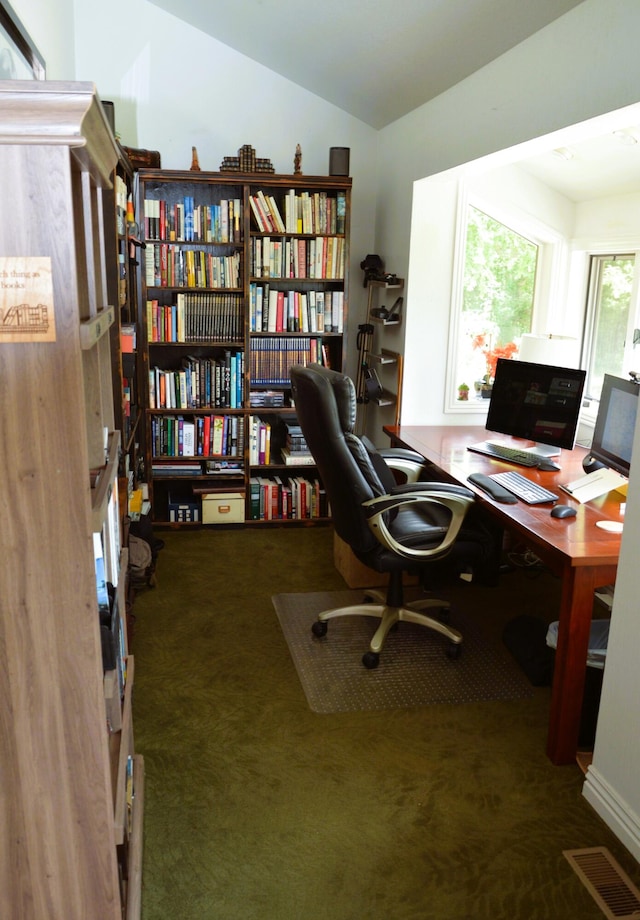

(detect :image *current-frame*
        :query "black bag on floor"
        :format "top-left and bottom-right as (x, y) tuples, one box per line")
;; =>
(502, 614), (554, 686)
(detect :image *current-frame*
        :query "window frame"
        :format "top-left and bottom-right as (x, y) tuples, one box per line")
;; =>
(445, 182), (567, 413)
(0, 1), (45, 80)
(563, 239), (640, 430)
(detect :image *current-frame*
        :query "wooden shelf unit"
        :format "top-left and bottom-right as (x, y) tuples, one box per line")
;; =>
(358, 278), (404, 430)
(103, 142), (145, 518)
(137, 168), (351, 525)
(0, 81), (143, 920)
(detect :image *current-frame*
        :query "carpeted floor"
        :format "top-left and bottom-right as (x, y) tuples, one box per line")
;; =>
(273, 589), (533, 713)
(131, 526), (640, 920)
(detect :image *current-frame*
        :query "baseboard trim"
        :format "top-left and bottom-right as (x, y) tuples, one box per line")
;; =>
(583, 764), (640, 863)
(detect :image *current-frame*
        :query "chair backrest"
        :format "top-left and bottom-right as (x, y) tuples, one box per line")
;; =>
(290, 364), (390, 555)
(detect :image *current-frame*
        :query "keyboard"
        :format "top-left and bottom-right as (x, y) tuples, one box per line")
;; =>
(490, 471), (559, 505)
(468, 440), (541, 467)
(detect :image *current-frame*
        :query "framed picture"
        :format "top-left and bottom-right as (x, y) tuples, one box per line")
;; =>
(0, 1), (45, 80)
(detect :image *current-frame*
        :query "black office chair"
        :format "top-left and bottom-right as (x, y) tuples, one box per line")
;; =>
(290, 363), (495, 669)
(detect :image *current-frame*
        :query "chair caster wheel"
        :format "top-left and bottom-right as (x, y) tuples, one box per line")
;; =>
(446, 642), (462, 660)
(362, 651), (380, 670)
(311, 620), (328, 638)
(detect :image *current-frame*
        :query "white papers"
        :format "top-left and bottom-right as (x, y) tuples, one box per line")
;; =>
(560, 468), (628, 504)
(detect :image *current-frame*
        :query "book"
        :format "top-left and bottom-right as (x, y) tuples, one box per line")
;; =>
(280, 447), (315, 466)
(182, 420), (195, 457)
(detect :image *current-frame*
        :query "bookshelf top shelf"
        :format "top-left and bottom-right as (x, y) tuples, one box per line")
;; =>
(138, 168), (352, 191)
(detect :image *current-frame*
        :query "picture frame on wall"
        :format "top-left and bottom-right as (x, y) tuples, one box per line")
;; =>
(0, 1), (45, 80)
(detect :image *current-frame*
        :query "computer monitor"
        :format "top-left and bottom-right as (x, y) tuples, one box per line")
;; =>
(486, 358), (586, 457)
(588, 373), (639, 477)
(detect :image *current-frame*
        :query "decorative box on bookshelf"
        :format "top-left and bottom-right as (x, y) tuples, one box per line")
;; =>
(137, 169), (351, 526)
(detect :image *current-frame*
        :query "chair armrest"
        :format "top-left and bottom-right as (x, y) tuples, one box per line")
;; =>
(377, 447), (427, 483)
(362, 487), (475, 561)
(391, 481), (475, 500)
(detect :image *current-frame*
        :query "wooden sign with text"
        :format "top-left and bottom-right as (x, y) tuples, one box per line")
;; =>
(0, 256), (56, 343)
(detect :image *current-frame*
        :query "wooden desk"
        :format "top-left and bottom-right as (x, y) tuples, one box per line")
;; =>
(384, 424), (624, 765)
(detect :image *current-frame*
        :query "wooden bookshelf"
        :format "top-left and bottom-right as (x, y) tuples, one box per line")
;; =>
(103, 143), (145, 521)
(0, 81), (143, 920)
(137, 168), (351, 525)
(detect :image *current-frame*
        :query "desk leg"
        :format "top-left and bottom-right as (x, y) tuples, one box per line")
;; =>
(546, 563), (616, 765)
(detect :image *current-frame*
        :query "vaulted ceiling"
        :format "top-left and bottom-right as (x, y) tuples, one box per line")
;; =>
(146, 1), (640, 201)
(147, 0), (586, 129)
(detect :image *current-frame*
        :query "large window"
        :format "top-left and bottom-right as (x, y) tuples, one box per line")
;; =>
(582, 254), (636, 402)
(454, 206), (538, 399)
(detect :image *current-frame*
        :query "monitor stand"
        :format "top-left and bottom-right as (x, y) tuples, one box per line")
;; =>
(526, 442), (561, 458)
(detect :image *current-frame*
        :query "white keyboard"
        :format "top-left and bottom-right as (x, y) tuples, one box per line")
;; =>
(490, 471), (559, 505)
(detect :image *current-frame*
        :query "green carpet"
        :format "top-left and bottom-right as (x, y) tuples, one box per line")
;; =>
(131, 526), (640, 919)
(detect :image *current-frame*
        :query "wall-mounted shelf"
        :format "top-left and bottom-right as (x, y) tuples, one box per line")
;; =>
(357, 279), (404, 430)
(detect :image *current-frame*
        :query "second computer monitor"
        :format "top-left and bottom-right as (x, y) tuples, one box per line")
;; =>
(486, 358), (586, 457)
(588, 373), (639, 477)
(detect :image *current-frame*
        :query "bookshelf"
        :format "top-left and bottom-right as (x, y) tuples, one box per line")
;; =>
(0, 82), (143, 919)
(103, 143), (145, 523)
(137, 168), (351, 525)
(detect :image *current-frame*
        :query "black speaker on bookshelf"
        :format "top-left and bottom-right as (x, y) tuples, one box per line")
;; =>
(101, 100), (116, 138)
(329, 146), (350, 176)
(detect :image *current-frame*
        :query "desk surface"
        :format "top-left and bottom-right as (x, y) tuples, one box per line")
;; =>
(384, 424), (624, 572)
(384, 424), (623, 765)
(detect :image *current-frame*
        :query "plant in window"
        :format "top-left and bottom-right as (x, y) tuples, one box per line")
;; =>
(472, 333), (518, 382)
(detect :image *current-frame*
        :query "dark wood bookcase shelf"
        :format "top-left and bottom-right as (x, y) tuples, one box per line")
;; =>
(137, 168), (351, 526)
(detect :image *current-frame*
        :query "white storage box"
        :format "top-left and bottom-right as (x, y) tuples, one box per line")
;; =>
(202, 492), (245, 524)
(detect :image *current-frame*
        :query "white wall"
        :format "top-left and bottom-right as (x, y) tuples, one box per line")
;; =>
(583, 403), (640, 862)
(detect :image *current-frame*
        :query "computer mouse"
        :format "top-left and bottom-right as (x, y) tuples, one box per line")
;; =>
(550, 504), (577, 519)
(537, 459), (561, 472)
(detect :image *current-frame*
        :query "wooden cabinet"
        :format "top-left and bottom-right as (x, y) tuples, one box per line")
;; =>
(0, 81), (143, 920)
(137, 168), (351, 525)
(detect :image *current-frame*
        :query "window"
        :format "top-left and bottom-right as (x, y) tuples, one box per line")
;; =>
(582, 254), (636, 402)
(453, 205), (538, 399)
(0, 2), (45, 79)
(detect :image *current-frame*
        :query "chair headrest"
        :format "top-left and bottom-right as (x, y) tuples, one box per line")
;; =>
(292, 364), (356, 434)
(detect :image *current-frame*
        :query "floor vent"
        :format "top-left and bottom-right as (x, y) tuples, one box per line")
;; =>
(564, 847), (640, 918)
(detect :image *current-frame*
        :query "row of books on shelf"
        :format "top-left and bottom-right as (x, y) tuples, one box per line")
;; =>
(249, 336), (329, 385)
(152, 459), (244, 478)
(249, 284), (343, 334)
(249, 475), (329, 521)
(249, 416), (314, 466)
(144, 196), (242, 243)
(146, 293), (244, 343)
(151, 413), (244, 458)
(149, 350), (244, 410)
(249, 389), (287, 408)
(250, 236), (345, 280)
(249, 188), (346, 236)
(94, 529), (127, 707)
(249, 415), (272, 465)
(145, 243), (241, 289)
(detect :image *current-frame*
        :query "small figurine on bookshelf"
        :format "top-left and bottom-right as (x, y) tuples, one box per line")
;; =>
(190, 146), (201, 171)
(294, 143), (302, 175)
